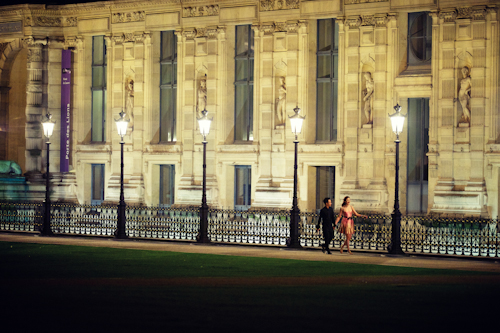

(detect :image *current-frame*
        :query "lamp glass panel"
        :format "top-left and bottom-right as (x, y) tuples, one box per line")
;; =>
(116, 119), (128, 137)
(43, 122), (55, 138)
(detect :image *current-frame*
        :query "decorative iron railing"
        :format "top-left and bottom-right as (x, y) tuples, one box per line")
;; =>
(126, 206), (199, 240)
(0, 201), (498, 257)
(51, 203), (117, 236)
(0, 201), (42, 232)
(208, 208), (290, 245)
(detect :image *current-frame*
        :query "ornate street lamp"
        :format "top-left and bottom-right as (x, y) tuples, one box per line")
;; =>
(41, 113), (55, 236)
(288, 106), (305, 248)
(114, 110), (129, 239)
(197, 108), (212, 243)
(388, 104), (406, 255)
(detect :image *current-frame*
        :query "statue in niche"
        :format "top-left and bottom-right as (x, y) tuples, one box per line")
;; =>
(197, 76), (207, 114)
(125, 78), (134, 129)
(276, 76), (286, 125)
(362, 72), (374, 125)
(0, 160), (22, 176)
(458, 66), (472, 124)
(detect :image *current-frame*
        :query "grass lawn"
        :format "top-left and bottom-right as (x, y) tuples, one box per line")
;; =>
(1, 241), (498, 332)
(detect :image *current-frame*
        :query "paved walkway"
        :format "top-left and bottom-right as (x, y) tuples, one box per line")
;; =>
(1, 232), (499, 273)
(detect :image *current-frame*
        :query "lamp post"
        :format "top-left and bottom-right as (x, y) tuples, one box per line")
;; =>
(41, 114), (55, 236)
(288, 106), (305, 248)
(197, 108), (212, 243)
(114, 111), (129, 239)
(388, 104), (405, 255)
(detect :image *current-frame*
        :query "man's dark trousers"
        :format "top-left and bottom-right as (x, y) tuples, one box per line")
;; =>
(323, 226), (333, 251)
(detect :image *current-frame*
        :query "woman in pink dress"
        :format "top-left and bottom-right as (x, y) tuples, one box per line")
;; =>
(334, 196), (367, 254)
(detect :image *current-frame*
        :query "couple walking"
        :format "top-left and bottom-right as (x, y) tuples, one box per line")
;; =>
(316, 196), (367, 254)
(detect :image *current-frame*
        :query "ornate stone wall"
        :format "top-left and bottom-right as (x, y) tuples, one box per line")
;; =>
(0, 0), (497, 217)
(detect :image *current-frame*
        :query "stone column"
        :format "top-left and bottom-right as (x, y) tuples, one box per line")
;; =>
(0, 86), (10, 160)
(23, 36), (47, 179)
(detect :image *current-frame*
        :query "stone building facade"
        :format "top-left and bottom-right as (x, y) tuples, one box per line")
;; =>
(0, 0), (498, 217)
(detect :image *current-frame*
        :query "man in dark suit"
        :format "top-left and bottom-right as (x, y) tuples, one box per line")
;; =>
(316, 197), (335, 254)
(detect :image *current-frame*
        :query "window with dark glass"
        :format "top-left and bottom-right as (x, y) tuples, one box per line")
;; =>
(159, 165), (175, 207)
(317, 19), (338, 142)
(91, 164), (105, 205)
(91, 36), (107, 142)
(235, 166), (251, 210)
(407, 98), (429, 214)
(160, 31), (177, 142)
(316, 166), (335, 211)
(234, 25), (254, 142)
(408, 12), (432, 66)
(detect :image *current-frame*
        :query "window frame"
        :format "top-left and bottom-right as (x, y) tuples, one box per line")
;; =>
(234, 165), (251, 211)
(159, 164), (175, 207)
(316, 18), (339, 143)
(234, 25), (254, 142)
(159, 31), (178, 143)
(406, 98), (429, 215)
(316, 166), (335, 211)
(91, 164), (105, 205)
(407, 12), (432, 69)
(91, 35), (107, 143)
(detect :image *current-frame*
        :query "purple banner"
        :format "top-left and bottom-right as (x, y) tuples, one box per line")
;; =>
(60, 50), (71, 173)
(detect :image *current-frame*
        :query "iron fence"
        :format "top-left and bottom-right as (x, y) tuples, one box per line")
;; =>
(0, 201), (498, 257)
(208, 208), (290, 245)
(0, 201), (42, 232)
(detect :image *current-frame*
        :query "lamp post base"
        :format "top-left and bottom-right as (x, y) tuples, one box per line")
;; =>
(114, 202), (128, 239)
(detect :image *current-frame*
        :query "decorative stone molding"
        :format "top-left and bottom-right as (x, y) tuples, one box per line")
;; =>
(27, 48), (42, 62)
(0, 21), (22, 34)
(64, 36), (82, 49)
(182, 27), (224, 39)
(111, 32), (149, 44)
(361, 15), (376, 26)
(274, 22), (287, 32)
(345, 16), (362, 29)
(183, 5), (219, 17)
(374, 14), (388, 27)
(25, 16), (77, 27)
(260, 0), (299, 11)
(260, 23), (275, 35)
(182, 28), (196, 40)
(22, 37), (48, 48)
(439, 10), (458, 23)
(258, 21), (304, 35)
(345, 0), (388, 3)
(112, 11), (146, 23)
(440, 7), (488, 22)
(471, 7), (487, 21)
(207, 26), (225, 39)
(457, 7), (473, 18)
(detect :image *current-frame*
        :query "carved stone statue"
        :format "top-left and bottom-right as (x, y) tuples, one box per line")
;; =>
(458, 66), (472, 124)
(197, 77), (207, 114)
(0, 160), (22, 176)
(276, 76), (286, 125)
(363, 72), (374, 125)
(125, 78), (134, 129)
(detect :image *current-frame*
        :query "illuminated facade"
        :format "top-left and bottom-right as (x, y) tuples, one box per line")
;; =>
(0, 0), (499, 217)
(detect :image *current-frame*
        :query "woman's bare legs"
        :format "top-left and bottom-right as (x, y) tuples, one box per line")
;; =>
(346, 234), (352, 254)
